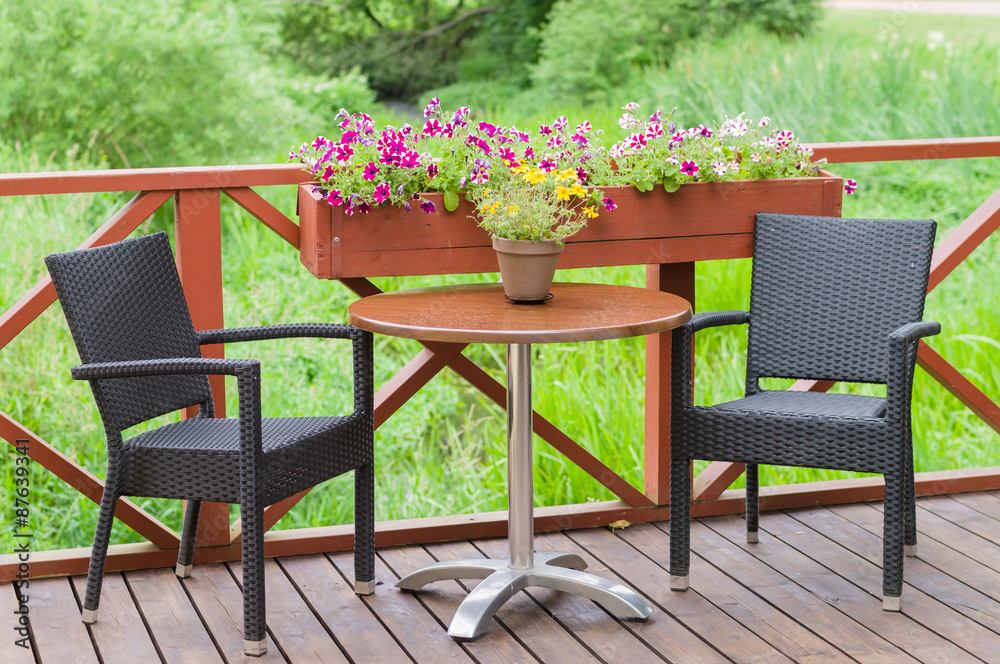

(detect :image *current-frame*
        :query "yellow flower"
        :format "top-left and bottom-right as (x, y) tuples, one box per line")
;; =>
(522, 168), (547, 184)
(583, 206), (599, 219)
(508, 205), (520, 215)
(557, 169), (577, 181)
(512, 165), (528, 174)
(555, 186), (572, 201)
(570, 183), (587, 197)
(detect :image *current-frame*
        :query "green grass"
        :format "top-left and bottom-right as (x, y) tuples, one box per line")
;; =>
(2, 22), (999, 552)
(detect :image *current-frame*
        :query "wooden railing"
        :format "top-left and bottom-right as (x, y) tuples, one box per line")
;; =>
(2, 139), (999, 580)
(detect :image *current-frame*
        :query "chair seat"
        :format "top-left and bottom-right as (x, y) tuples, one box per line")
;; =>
(122, 414), (367, 503)
(126, 415), (351, 453)
(711, 390), (886, 418)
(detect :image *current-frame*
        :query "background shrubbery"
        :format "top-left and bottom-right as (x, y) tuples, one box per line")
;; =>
(2, 0), (999, 551)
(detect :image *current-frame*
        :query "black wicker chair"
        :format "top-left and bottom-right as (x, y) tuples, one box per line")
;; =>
(669, 213), (939, 611)
(45, 232), (375, 656)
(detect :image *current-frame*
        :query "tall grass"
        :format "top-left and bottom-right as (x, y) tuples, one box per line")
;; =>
(2, 27), (999, 551)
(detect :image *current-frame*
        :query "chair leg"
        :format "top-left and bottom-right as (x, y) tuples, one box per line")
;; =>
(176, 500), (201, 578)
(745, 463), (759, 543)
(82, 475), (121, 623)
(903, 442), (918, 557)
(669, 456), (691, 591)
(882, 474), (905, 611)
(241, 500), (267, 656)
(354, 463), (376, 595)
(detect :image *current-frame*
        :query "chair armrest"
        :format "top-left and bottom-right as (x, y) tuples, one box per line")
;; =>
(671, 311), (750, 409)
(885, 320), (940, 420)
(688, 310), (751, 333)
(71, 357), (259, 380)
(888, 321), (941, 345)
(198, 323), (374, 417)
(197, 323), (356, 345)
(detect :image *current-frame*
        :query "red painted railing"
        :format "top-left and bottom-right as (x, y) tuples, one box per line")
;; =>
(1, 139), (998, 580)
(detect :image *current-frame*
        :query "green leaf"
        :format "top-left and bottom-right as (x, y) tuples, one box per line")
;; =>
(637, 180), (654, 192)
(443, 190), (460, 212)
(662, 179), (681, 193)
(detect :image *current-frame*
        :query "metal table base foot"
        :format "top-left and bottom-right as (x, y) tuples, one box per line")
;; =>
(396, 551), (652, 640)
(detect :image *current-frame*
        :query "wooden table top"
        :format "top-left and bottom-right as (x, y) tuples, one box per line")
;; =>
(348, 282), (692, 344)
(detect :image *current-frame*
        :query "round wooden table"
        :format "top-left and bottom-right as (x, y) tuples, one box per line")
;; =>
(349, 282), (691, 640)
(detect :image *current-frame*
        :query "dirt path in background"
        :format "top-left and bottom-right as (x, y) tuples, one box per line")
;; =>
(824, 1), (1000, 16)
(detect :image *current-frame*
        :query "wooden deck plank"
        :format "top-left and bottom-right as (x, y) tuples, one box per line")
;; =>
(126, 567), (224, 664)
(947, 490), (1000, 520)
(329, 549), (476, 664)
(180, 563), (287, 663)
(377, 544), (541, 664)
(69, 573), (160, 664)
(2, 583), (37, 664)
(903, 502), (1000, 574)
(918, 494), (1000, 546)
(785, 505), (1000, 662)
(278, 552), (410, 664)
(730, 511), (982, 664)
(568, 524), (794, 664)
(473, 534), (669, 664)
(635, 521), (858, 664)
(426, 539), (602, 664)
(21, 577), (98, 663)
(832, 502), (1000, 634)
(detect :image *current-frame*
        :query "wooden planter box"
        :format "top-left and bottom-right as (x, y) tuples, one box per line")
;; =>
(297, 173), (843, 279)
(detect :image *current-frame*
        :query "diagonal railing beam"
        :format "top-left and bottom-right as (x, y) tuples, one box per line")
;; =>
(223, 187), (300, 248)
(0, 190), (175, 351)
(0, 411), (180, 549)
(918, 342), (1000, 435)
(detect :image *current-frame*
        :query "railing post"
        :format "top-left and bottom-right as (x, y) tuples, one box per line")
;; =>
(644, 262), (695, 504)
(175, 188), (231, 548)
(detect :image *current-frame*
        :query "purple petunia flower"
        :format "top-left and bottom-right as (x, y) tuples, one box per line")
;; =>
(499, 147), (518, 165)
(400, 150), (421, 169)
(478, 121), (498, 137)
(336, 144), (354, 162)
(373, 182), (391, 204)
(427, 163), (439, 179)
(538, 158), (558, 172)
(603, 197), (617, 211)
(845, 179), (858, 195)
(538, 124), (553, 135)
(403, 201), (411, 212)
(423, 97), (440, 117)
(344, 203), (355, 216)
(577, 167), (589, 182)
(363, 162), (380, 181)
(420, 200), (436, 214)
(680, 160), (699, 177)
(357, 201), (372, 214)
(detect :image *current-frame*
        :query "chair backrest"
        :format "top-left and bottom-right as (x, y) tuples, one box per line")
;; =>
(745, 213), (936, 388)
(45, 232), (213, 432)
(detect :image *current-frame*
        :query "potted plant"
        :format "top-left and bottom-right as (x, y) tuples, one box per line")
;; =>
(290, 101), (851, 281)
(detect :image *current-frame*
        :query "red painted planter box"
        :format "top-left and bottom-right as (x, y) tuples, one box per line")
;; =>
(297, 172), (843, 279)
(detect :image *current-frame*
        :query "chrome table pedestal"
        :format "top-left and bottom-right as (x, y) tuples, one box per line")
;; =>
(396, 343), (653, 640)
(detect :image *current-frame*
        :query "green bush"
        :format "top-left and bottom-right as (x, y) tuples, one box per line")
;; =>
(530, 0), (821, 102)
(0, 0), (319, 167)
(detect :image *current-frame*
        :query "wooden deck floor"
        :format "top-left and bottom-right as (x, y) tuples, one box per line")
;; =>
(6, 492), (1000, 664)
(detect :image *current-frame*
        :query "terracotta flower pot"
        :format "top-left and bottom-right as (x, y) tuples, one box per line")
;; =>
(492, 237), (564, 302)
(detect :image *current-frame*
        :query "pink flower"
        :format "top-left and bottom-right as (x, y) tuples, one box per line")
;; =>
(427, 164), (439, 179)
(546, 135), (564, 149)
(336, 145), (354, 162)
(362, 162), (380, 181)
(373, 182), (391, 204)
(845, 179), (858, 195)
(603, 197), (617, 211)
(575, 121), (592, 134)
(326, 190), (343, 206)
(400, 150), (421, 169)
(646, 123), (664, 139)
(680, 160), (699, 177)
(423, 97), (440, 117)
(422, 119), (444, 137)
(538, 124), (553, 135)
(577, 167), (589, 182)
(538, 158), (558, 172)
(357, 201), (372, 214)
(311, 136), (329, 150)
(477, 121), (498, 137)
(627, 132), (648, 150)
(553, 116), (569, 131)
